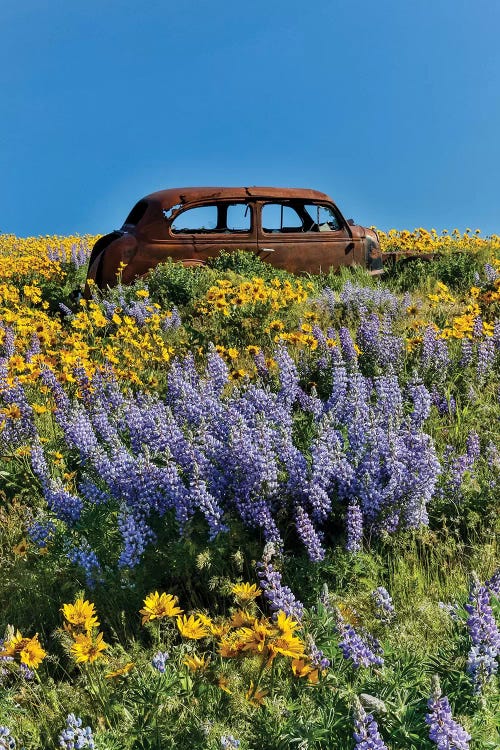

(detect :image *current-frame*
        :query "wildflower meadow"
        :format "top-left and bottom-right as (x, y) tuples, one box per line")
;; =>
(0, 229), (498, 748)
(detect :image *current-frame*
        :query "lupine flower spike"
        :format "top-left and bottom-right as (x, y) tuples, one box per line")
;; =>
(425, 675), (471, 750)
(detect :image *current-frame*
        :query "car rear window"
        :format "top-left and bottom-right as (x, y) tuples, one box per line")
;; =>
(123, 201), (148, 226)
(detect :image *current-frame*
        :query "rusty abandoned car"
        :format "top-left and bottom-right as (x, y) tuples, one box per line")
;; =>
(85, 186), (383, 294)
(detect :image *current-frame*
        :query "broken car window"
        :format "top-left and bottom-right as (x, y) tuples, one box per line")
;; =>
(171, 205), (218, 233)
(261, 204), (303, 233)
(226, 203), (251, 232)
(302, 204), (341, 231)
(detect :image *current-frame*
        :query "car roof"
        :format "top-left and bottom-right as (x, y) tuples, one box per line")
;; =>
(142, 186), (333, 210)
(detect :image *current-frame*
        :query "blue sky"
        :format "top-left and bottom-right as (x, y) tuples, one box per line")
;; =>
(1, 0), (500, 237)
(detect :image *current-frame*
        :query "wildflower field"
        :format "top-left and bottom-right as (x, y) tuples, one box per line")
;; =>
(0, 229), (499, 749)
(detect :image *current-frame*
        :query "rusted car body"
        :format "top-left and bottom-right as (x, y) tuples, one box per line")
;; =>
(85, 186), (383, 294)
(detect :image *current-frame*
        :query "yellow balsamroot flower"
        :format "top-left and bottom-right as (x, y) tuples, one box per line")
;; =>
(1, 631), (46, 669)
(291, 658), (319, 684)
(12, 539), (28, 556)
(229, 609), (255, 628)
(267, 634), (305, 662)
(183, 654), (210, 672)
(209, 620), (232, 639)
(230, 369), (248, 381)
(61, 598), (100, 632)
(219, 634), (245, 658)
(176, 614), (210, 639)
(267, 320), (285, 332)
(275, 611), (299, 636)
(193, 612), (213, 628)
(105, 662), (135, 679)
(231, 582), (261, 603)
(71, 631), (108, 664)
(135, 289), (149, 298)
(218, 675), (232, 693)
(245, 680), (268, 706)
(31, 403), (48, 414)
(237, 619), (272, 654)
(246, 345), (260, 356)
(2, 405), (21, 419)
(140, 592), (183, 625)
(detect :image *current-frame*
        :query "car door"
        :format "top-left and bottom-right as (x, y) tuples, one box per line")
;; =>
(256, 200), (363, 273)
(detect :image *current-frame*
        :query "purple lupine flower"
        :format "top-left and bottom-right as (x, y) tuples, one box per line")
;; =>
(58, 713), (95, 749)
(294, 505), (325, 562)
(67, 543), (101, 588)
(466, 432), (480, 463)
(459, 339), (473, 368)
(28, 520), (56, 548)
(0, 324), (15, 358)
(425, 675), (471, 749)
(371, 587), (395, 624)
(117, 510), (155, 569)
(352, 696), (388, 750)
(20, 663), (34, 680)
(152, 651), (169, 673)
(25, 333), (41, 360)
(336, 611), (383, 668)
(257, 547), (304, 621)
(421, 327), (450, 379)
(472, 315), (483, 339)
(407, 379), (431, 428)
(484, 262), (498, 284)
(493, 319), (500, 350)
(339, 326), (358, 363)
(486, 568), (500, 597)
(346, 501), (363, 553)
(220, 736), (241, 749)
(59, 303), (74, 318)
(465, 575), (500, 693)
(477, 337), (495, 380)
(430, 386), (453, 417)
(305, 634), (330, 670)
(274, 344), (300, 408)
(0, 726), (16, 750)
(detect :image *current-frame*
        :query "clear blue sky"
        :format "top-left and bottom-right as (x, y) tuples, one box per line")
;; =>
(2, 0), (500, 237)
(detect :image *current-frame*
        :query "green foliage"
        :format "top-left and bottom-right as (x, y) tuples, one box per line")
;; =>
(386, 249), (489, 293)
(145, 259), (216, 307)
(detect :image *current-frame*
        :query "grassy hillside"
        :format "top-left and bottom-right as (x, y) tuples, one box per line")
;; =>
(0, 230), (498, 749)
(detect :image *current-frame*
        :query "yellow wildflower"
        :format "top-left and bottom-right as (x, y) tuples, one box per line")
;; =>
(140, 592), (183, 625)
(1, 631), (46, 669)
(245, 680), (268, 706)
(176, 615), (209, 639)
(105, 662), (135, 679)
(183, 654), (209, 672)
(61, 598), (99, 632)
(70, 631), (108, 663)
(231, 582), (261, 603)
(12, 539), (28, 556)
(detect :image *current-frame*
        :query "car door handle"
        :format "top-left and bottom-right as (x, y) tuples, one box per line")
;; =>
(260, 248), (275, 252)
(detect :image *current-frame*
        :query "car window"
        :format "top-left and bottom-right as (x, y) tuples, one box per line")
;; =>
(302, 204), (341, 231)
(262, 202), (342, 233)
(226, 203), (251, 231)
(170, 203), (252, 234)
(123, 200), (148, 226)
(262, 204), (303, 233)
(171, 205), (218, 233)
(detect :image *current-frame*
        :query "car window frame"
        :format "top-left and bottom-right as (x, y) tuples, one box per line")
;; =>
(166, 200), (254, 237)
(260, 200), (346, 235)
